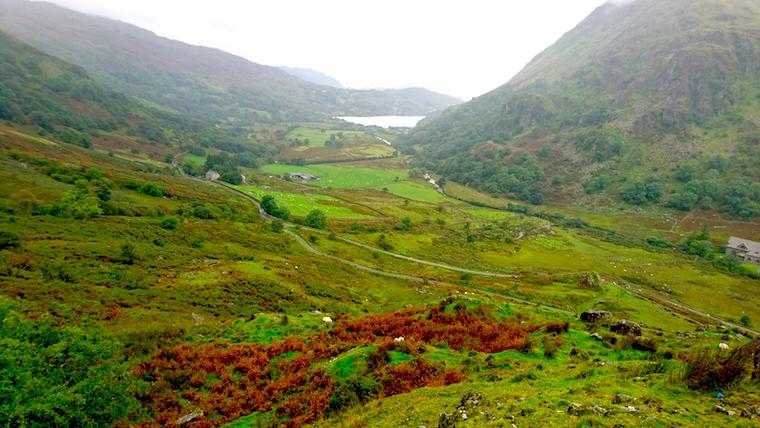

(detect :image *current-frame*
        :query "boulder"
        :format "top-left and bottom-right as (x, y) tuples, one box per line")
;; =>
(610, 319), (642, 337)
(322, 316), (333, 323)
(394, 336), (405, 342)
(177, 411), (203, 425)
(719, 343), (729, 350)
(580, 310), (612, 325)
(715, 405), (735, 416)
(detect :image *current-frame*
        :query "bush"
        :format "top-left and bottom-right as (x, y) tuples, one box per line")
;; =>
(543, 335), (562, 358)
(584, 176), (609, 194)
(645, 237), (672, 248)
(740, 315), (752, 327)
(119, 243), (137, 265)
(683, 341), (760, 390)
(0, 303), (140, 426)
(159, 216), (179, 230)
(394, 217), (413, 231)
(377, 234), (393, 251)
(304, 209), (327, 229)
(544, 321), (569, 334)
(139, 184), (164, 197)
(0, 231), (21, 250)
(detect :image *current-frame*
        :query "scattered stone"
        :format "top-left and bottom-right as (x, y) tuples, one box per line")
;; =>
(394, 336), (405, 342)
(580, 310), (612, 325)
(322, 316), (333, 323)
(715, 405), (735, 416)
(568, 363), (576, 369)
(610, 319), (642, 337)
(461, 413), (468, 420)
(590, 332), (603, 341)
(719, 343), (729, 350)
(613, 393), (635, 404)
(740, 406), (760, 418)
(313, 310), (322, 314)
(177, 411), (203, 425)
(191, 312), (205, 324)
(568, 403), (608, 416)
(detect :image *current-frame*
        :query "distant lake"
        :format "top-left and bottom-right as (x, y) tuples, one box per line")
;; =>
(337, 115), (425, 128)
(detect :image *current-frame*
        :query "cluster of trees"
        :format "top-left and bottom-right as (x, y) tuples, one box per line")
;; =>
(665, 159), (760, 219)
(261, 195), (291, 221)
(646, 228), (758, 278)
(433, 153), (546, 204)
(204, 152), (244, 185)
(623, 176), (662, 205)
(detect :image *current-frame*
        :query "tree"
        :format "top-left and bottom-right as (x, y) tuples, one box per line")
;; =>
(260, 195), (290, 220)
(674, 164), (697, 183)
(584, 176), (609, 194)
(668, 191), (698, 211)
(304, 210), (327, 229)
(60, 181), (103, 219)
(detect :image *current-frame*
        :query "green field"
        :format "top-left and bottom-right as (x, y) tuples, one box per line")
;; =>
(286, 127), (366, 148)
(235, 185), (372, 218)
(260, 163), (444, 202)
(185, 153), (206, 166)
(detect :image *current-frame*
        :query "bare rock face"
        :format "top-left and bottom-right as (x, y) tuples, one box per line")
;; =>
(580, 309), (612, 325)
(610, 319), (642, 337)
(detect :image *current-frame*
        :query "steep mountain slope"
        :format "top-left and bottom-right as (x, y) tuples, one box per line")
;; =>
(0, 0), (460, 122)
(280, 66), (344, 88)
(0, 29), (271, 178)
(405, 0), (760, 217)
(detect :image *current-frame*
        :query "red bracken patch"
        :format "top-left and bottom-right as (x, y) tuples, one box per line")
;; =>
(133, 301), (538, 427)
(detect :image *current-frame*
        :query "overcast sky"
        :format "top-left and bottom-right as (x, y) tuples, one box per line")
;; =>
(43, 0), (609, 100)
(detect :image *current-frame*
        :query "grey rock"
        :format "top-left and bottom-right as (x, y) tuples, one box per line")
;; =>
(580, 310), (612, 324)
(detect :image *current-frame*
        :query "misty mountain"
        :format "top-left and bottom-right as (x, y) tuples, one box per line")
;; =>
(0, 0), (460, 122)
(279, 66), (343, 88)
(404, 0), (760, 215)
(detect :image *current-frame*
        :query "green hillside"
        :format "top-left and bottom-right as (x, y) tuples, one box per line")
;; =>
(0, 0), (460, 122)
(0, 1), (759, 427)
(404, 0), (760, 218)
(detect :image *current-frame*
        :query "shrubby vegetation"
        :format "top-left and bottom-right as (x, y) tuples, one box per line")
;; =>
(0, 301), (140, 426)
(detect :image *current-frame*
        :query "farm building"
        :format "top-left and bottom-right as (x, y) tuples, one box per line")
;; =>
(289, 172), (320, 181)
(205, 170), (220, 181)
(726, 236), (760, 264)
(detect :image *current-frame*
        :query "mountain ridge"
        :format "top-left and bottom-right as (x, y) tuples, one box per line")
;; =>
(0, 0), (461, 122)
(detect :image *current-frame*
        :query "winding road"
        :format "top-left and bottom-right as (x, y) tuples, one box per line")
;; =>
(174, 160), (759, 337)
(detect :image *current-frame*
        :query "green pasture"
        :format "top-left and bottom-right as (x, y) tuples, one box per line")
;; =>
(235, 185), (372, 218)
(286, 126), (366, 148)
(260, 164), (444, 202)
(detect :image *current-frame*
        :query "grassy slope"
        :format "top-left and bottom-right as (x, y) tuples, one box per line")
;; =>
(2, 127), (758, 427)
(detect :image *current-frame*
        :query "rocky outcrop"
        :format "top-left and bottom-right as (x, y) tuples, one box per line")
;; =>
(610, 319), (642, 337)
(580, 309), (612, 325)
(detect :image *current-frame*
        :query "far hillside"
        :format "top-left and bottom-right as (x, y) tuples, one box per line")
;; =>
(0, 0), (461, 122)
(403, 0), (760, 220)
